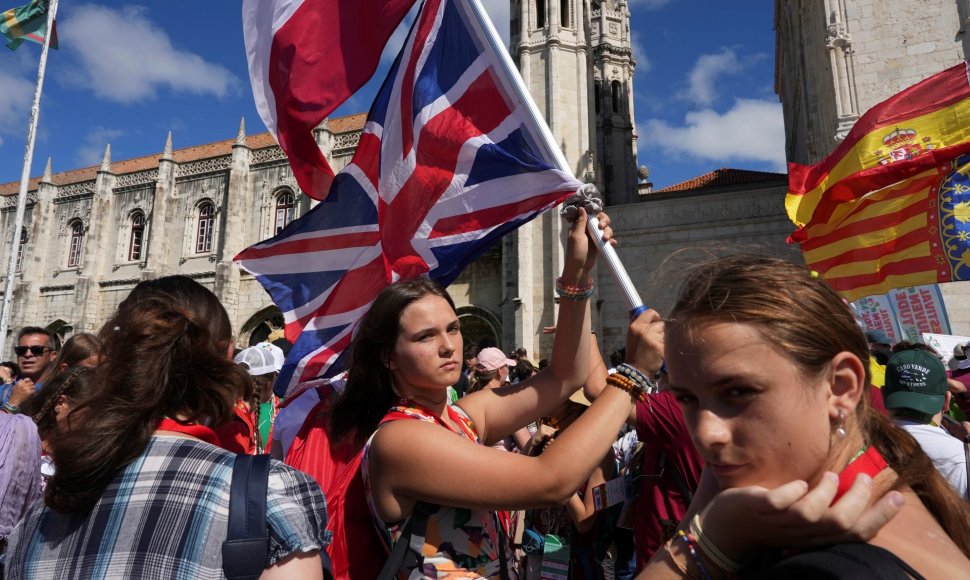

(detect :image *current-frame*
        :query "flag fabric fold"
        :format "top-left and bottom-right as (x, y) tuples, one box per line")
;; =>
(1, 0), (56, 50)
(237, 0), (581, 397)
(242, 0), (419, 200)
(786, 61), (970, 300)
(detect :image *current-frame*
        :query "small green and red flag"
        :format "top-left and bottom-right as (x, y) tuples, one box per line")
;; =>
(0, 0), (57, 51)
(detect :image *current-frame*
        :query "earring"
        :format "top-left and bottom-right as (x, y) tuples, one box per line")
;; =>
(835, 409), (847, 439)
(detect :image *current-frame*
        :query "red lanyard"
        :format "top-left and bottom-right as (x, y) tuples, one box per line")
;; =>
(834, 445), (887, 503)
(157, 417), (221, 447)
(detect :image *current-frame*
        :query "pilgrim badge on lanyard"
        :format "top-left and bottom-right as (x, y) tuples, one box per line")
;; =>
(591, 473), (640, 511)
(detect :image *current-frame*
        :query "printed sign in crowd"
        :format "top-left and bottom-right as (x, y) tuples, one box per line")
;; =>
(850, 284), (952, 344)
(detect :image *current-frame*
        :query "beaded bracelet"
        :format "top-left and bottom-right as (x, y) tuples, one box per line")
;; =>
(662, 537), (691, 577)
(677, 530), (713, 580)
(554, 275), (594, 301)
(616, 363), (659, 394)
(690, 515), (743, 574)
(606, 373), (645, 403)
(2, 402), (20, 414)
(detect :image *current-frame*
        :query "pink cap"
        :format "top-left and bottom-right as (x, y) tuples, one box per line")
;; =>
(475, 347), (516, 372)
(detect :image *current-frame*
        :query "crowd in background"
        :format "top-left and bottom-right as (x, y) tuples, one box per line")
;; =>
(0, 210), (969, 579)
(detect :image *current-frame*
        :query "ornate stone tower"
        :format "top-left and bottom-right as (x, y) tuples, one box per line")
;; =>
(505, 0), (596, 357)
(590, 0), (639, 206)
(502, 0), (638, 357)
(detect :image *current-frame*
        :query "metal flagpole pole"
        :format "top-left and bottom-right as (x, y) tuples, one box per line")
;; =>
(462, 0), (646, 318)
(0, 0), (59, 356)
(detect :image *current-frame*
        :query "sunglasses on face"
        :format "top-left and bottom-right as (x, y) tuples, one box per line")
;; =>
(15, 345), (51, 357)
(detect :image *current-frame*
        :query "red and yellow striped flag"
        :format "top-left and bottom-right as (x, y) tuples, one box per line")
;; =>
(787, 61), (970, 301)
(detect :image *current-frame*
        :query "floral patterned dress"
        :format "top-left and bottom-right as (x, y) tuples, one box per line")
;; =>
(362, 401), (515, 579)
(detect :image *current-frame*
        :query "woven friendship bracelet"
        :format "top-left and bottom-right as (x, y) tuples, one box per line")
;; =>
(2, 402), (20, 414)
(690, 515), (743, 574)
(616, 363), (659, 394)
(554, 275), (594, 301)
(677, 530), (713, 580)
(606, 373), (645, 402)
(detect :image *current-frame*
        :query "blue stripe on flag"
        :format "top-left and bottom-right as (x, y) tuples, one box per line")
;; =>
(465, 128), (551, 187)
(428, 215), (534, 286)
(276, 326), (353, 394)
(256, 270), (345, 314)
(411, 0), (480, 122)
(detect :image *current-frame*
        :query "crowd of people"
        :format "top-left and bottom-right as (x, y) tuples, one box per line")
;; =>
(0, 207), (969, 578)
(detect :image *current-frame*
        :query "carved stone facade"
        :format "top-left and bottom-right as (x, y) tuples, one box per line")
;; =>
(1, 6), (808, 359)
(776, 0), (966, 164)
(775, 0), (970, 334)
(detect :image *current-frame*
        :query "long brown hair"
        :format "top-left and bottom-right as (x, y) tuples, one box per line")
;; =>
(45, 276), (250, 513)
(41, 332), (102, 384)
(669, 255), (970, 557)
(328, 277), (456, 446)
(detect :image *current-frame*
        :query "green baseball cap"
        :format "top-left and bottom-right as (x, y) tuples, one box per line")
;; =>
(884, 350), (947, 416)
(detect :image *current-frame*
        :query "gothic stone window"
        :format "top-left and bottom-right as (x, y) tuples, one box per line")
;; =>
(560, 0), (570, 28)
(128, 211), (146, 261)
(611, 80), (621, 113)
(67, 220), (84, 268)
(274, 190), (295, 235)
(535, 0), (545, 28)
(16, 228), (27, 272)
(196, 202), (215, 254)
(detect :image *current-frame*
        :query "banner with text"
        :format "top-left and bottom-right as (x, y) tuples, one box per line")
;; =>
(851, 284), (951, 343)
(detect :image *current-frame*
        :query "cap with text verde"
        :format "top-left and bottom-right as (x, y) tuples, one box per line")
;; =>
(883, 350), (947, 416)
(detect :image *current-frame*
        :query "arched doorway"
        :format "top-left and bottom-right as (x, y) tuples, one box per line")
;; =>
(240, 306), (291, 355)
(456, 306), (501, 354)
(45, 319), (72, 351)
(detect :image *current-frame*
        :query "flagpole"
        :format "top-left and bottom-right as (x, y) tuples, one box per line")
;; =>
(1, 0), (58, 355)
(463, 0), (646, 318)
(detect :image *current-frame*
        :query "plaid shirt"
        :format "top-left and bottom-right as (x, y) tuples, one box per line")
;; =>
(5, 435), (330, 579)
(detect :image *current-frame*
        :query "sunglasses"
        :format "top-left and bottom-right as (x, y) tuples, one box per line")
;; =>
(15, 345), (51, 357)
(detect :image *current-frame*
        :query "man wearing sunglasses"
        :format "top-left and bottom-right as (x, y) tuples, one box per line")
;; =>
(13, 326), (56, 393)
(2, 327), (57, 412)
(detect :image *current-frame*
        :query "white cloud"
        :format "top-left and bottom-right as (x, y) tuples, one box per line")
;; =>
(641, 98), (786, 170)
(76, 127), (125, 166)
(631, 31), (651, 72)
(0, 69), (34, 146)
(59, 4), (238, 103)
(685, 48), (744, 106)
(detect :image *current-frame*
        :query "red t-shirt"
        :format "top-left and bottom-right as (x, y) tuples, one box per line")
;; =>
(213, 403), (256, 455)
(634, 392), (703, 570)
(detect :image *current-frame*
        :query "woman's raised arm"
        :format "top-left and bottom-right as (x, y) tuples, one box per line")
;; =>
(459, 208), (612, 444)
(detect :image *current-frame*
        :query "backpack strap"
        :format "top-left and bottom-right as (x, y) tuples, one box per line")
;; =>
(222, 454), (271, 580)
(376, 500), (438, 580)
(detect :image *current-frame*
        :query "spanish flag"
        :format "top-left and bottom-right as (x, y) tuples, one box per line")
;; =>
(0, 0), (56, 51)
(787, 61), (970, 301)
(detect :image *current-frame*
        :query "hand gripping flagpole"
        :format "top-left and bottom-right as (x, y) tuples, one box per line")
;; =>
(463, 0), (646, 319)
(0, 0), (59, 355)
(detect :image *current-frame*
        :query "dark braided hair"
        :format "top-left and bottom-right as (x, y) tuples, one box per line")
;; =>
(21, 366), (95, 440)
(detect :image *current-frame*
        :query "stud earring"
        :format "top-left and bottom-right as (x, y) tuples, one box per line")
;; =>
(835, 409), (847, 439)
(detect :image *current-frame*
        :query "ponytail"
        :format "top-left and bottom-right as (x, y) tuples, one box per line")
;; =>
(45, 276), (248, 513)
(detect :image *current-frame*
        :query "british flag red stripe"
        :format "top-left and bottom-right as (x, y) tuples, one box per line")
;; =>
(236, 0), (581, 398)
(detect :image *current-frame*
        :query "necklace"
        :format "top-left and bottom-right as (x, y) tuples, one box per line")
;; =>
(834, 445), (888, 503)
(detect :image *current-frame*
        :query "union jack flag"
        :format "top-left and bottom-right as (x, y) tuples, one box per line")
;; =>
(236, 0), (582, 396)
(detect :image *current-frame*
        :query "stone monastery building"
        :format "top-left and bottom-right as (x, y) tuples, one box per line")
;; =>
(1, 0), (967, 357)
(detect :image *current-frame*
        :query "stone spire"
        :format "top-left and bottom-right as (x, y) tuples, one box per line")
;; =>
(162, 131), (173, 160)
(41, 157), (52, 183)
(100, 143), (112, 173)
(235, 117), (246, 146)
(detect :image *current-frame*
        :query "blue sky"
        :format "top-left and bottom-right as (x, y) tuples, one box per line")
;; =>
(0, 1), (784, 190)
